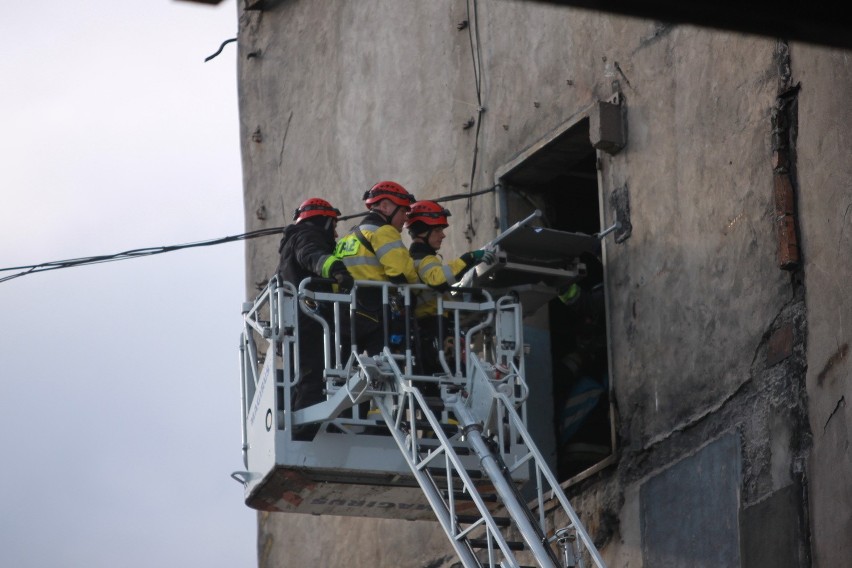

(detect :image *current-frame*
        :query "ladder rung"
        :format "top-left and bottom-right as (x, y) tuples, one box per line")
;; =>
(455, 514), (511, 527)
(443, 490), (498, 502)
(413, 419), (458, 432)
(418, 440), (471, 455)
(364, 421), (461, 438)
(427, 466), (482, 479)
(467, 538), (526, 551)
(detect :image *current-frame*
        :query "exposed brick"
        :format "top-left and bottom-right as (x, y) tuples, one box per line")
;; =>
(776, 214), (800, 269)
(766, 323), (794, 366)
(773, 174), (795, 215)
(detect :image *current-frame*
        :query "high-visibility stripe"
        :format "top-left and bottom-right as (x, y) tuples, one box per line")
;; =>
(337, 220), (417, 284)
(342, 256), (382, 267)
(375, 240), (405, 259)
(417, 259), (442, 276)
(442, 265), (455, 283)
(319, 254), (337, 277)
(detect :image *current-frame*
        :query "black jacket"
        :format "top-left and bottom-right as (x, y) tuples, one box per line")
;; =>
(276, 219), (337, 291)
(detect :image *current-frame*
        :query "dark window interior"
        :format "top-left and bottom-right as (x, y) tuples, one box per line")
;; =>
(500, 123), (613, 481)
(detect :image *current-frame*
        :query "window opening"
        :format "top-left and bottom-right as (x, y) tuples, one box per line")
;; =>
(498, 118), (614, 482)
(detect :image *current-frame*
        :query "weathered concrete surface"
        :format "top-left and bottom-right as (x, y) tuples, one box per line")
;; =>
(258, 512), (456, 568)
(791, 43), (852, 568)
(640, 434), (741, 567)
(235, 0), (852, 566)
(603, 28), (787, 446)
(741, 482), (806, 568)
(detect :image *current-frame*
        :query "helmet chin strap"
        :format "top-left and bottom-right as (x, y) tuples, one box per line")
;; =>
(375, 204), (403, 225)
(413, 228), (434, 247)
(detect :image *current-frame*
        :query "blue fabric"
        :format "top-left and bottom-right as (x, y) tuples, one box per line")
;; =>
(559, 376), (605, 443)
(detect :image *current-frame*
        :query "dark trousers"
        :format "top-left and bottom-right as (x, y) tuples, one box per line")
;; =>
(293, 309), (351, 410)
(351, 308), (385, 357)
(292, 320), (326, 411)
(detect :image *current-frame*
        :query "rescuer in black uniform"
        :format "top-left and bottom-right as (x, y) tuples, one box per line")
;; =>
(276, 197), (353, 413)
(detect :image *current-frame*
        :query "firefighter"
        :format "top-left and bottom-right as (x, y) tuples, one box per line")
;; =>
(334, 181), (419, 356)
(552, 255), (608, 457)
(277, 197), (353, 417)
(404, 200), (495, 375)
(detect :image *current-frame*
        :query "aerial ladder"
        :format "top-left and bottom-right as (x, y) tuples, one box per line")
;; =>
(232, 212), (607, 568)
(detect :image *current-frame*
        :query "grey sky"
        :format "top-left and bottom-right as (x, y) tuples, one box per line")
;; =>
(0, 1), (257, 567)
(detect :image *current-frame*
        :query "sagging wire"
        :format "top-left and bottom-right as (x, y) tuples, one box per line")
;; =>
(338, 211), (369, 223)
(464, 0), (485, 243)
(438, 184), (495, 205)
(205, 37), (237, 62)
(0, 186), (500, 284)
(0, 227), (282, 284)
(337, 184), (497, 223)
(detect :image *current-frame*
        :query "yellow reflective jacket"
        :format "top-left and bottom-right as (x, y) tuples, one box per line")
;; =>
(409, 241), (473, 318)
(334, 212), (419, 285)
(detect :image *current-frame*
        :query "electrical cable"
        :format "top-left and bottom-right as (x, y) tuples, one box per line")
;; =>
(0, 227), (282, 284)
(464, 0), (485, 242)
(437, 184), (495, 204)
(205, 37), (237, 62)
(0, 185), (499, 285)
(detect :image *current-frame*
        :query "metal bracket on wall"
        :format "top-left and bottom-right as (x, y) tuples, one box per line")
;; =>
(597, 221), (621, 240)
(609, 185), (632, 243)
(590, 92), (627, 155)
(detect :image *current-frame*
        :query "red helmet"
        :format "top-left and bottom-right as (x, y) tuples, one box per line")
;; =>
(404, 200), (451, 229)
(293, 198), (341, 223)
(362, 181), (416, 209)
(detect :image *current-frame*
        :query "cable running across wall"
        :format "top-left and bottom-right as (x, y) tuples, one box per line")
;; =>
(464, 0), (486, 243)
(0, 186), (497, 284)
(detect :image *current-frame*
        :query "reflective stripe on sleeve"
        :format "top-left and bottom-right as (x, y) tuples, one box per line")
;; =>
(341, 256), (382, 267)
(442, 264), (456, 284)
(374, 239), (405, 259)
(319, 254), (338, 277)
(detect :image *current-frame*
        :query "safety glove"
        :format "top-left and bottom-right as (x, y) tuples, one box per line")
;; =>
(461, 249), (496, 266)
(557, 282), (581, 305)
(329, 261), (354, 293)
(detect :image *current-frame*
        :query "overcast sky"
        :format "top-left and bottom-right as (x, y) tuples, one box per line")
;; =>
(0, 2), (258, 567)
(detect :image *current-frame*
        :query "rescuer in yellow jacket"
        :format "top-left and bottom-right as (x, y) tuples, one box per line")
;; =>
(334, 180), (419, 355)
(404, 200), (495, 375)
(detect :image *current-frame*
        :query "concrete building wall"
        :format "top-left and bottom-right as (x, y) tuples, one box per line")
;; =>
(792, 43), (852, 568)
(235, 1), (851, 566)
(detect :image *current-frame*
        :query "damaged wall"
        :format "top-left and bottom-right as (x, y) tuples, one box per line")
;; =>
(234, 0), (851, 566)
(791, 44), (852, 568)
